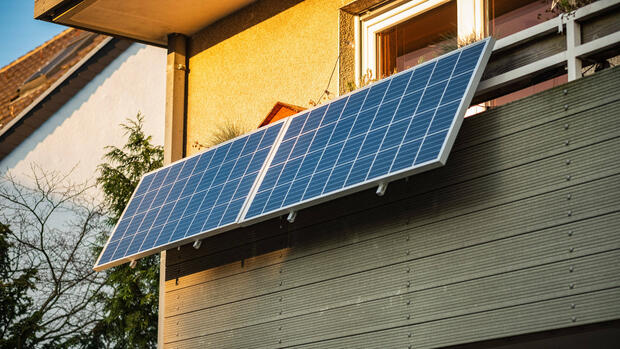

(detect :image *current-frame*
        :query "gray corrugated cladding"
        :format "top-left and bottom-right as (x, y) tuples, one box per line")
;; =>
(163, 66), (620, 348)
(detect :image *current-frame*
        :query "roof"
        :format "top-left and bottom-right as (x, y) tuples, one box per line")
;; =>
(259, 102), (306, 127)
(0, 29), (131, 160)
(0, 28), (106, 130)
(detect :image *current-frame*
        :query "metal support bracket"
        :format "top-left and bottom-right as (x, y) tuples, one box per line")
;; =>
(376, 182), (388, 196)
(193, 240), (202, 250)
(129, 260), (137, 269)
(287, 211), (297, 223)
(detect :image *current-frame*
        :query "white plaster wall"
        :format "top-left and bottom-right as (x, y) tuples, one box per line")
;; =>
(0, 43), (166, 194)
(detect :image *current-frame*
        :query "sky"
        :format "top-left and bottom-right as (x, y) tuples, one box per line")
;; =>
(0, 1), (67, 68)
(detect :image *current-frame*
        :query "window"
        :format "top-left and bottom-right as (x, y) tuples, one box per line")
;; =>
(357, 0), (573, 111)
(360, 0), (457, 80)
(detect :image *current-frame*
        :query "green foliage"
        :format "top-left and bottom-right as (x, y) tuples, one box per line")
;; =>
(548, 0), (597, 13)
(98, 113), (164, 225)
(90, 113), (163, 348)
(0, 223), (39, 349)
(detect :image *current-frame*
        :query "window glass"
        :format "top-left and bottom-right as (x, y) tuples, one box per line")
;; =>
(376, 1), (457, 78)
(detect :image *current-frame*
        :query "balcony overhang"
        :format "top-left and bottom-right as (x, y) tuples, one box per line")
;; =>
(34, 0), (257, 46)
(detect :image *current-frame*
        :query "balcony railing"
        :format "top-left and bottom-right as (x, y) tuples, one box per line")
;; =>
(473, 0), (620, 104)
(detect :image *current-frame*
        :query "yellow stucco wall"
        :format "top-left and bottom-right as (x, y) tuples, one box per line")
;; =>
(187, 0), (348, 155)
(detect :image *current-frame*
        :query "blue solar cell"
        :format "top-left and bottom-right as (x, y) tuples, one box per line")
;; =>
(123, 194), (143, 217)
(277, 157), (303, 186)
(247, 148), (270, 173)
(383, 71), (413, 102)
(204, 204), (227, 229)
(359, 127), (387, 156)
(272, 139), (295, 165)
(369, 147), (399, 178)
(415, 130), (449, 164)
(283, 178), (308, 206)
(167, 176), (189, 201)
(391, 139), (423, 172)
(194, 151), (214, 172)
(324, 163), (352, 192)
(429, 52), (459, 84)
(361, 80), (389, 110)
(309, 124), (335, 152)
(417, 80), (448, 112)
(350, 107), (378, 137)
(341, 89), (368, 117)
(230, 154), (252, 180)
(259, 126), (281, 149)
(153, 202), (174, 227)
(371, 99), (399, 129)
(284, 113), (309, 141)
(380, 119), (409, 150)
(297, 150), (321, 177)
(393, 90), (422, 122)
(303, 170), (330, 200)
(455, 41), (485, 72)
(404, 109), (435, 143)
(141, 224), (163, 251)
(151, 184), (172, 208)
(441, 72), (471, 104)
(428, 101), (460, 134)
(136, 190), (157, 214)
(346, 155), (374, 186)
(290, 132), (314, 158)
(321, 97), (347, 125)
(133, 174), (154, 196)
(241, 131), (263, 156)
(313, 143), (337, 170)
(303, 105), (327, 133)
(328, 116), (355, 145)
(405, 62), (435, 94)
(336, 135), (364, 165)
(209, 143), (231, 168)
(178, 155), (200, 179)
(243, 38), (492, 221)
(138, 209), (158, 232)
(162, 162), (183, 186)
(148, 167), (170, 192)
(222, 199), (244, 224)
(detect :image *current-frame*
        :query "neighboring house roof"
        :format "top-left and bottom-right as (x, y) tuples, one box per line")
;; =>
(0, 28), (132, 160)
(259, 102), (306, 127)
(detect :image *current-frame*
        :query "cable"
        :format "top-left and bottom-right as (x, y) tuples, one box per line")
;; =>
(314, 51), (341, 105)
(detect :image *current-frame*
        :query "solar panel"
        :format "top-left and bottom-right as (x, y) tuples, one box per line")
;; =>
(242, 38), (493, 222)
(94, 38), (493, 271)
(94, 121), (285, 270)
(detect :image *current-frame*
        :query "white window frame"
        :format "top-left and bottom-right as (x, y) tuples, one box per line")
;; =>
(357, 0), (453, 82)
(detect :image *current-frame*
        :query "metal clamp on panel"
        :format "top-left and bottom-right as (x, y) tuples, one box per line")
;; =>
(287, 211), (297, 223)
(376, 182), (388, 196)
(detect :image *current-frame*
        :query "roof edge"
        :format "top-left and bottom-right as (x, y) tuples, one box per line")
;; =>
(0, 36), (113, 140)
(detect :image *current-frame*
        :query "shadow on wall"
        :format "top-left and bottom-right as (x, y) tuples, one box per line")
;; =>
(0, 43), (157, 181)
(189, 0), (304, 57)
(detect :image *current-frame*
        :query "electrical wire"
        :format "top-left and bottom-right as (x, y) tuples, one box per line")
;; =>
(314, 51), (341, 105)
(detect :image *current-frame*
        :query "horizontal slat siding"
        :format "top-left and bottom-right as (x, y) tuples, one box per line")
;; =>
(165, 137), (620, 317)
(164, 67), (620, 348)
(165, 67), (620, 268)
(166, 98), (620, 288)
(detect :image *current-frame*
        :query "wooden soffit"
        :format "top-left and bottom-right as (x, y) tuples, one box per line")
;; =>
(34, 0), (257, 46)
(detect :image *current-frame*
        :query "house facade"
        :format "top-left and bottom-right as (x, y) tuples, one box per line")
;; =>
(34, 0), (620, 347)
(0, 28), (165, 189)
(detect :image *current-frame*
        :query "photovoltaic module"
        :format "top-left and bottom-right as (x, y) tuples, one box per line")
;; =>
(95, 38), (493, 271)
